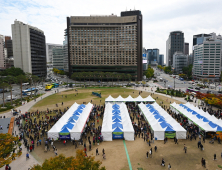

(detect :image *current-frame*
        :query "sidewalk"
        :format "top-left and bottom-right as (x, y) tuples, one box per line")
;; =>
(0, 87), (68, 170)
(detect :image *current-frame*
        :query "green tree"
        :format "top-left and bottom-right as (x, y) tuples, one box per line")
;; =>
(182, 64), (193, 79)
(5, 75), (15, 105)
(30, 150), (105, 170)
(32, 75), (40, 96)
(0, 134), (22, 168)
(16, 75), (27, 103)
(0, 82), (9, 107)
(164, 66), (172, 74)
(127, 74), (132, 84)
(87, 72), (93, 86)
(71, 72), (78, 86)
(105, 72), (112, 86)
(0, 67), (25, 77)
(145, 66), (154, 79)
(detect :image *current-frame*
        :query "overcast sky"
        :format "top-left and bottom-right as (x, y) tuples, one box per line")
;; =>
(1, 0), (222, 63)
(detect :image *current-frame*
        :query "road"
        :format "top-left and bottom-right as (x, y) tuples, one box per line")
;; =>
(154, 69), (221, 94)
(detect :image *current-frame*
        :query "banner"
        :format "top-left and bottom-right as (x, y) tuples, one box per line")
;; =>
(165, 131), (176, 138)
(59, 132), (71, 139)
(112, 132), (123, 139)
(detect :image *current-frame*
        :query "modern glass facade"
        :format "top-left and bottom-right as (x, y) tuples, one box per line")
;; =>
(53, 47), (64, 70)
(147, 49), (159, 65)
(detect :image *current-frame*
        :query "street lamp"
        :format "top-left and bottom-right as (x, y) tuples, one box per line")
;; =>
(173, 76), (176, 90)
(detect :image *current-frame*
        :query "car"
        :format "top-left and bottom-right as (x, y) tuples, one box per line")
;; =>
(195, 87), (200, 90)
(6, 95), (17, 101)
(206, 91), (212, 94)
(218, 91), (222, 94)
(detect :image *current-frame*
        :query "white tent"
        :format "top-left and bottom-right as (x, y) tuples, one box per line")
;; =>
(139, 102), (187, 140)
(105, 95), (115, 102)
(48, 103), (93, 140)
(105, 95), (156, 102)
(102, 103), (134, 141)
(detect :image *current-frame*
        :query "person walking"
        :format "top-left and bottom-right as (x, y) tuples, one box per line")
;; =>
(214, 153), (217, 160)
(102, 148), (105, 155)
(146, 151), (149, 158)
(184, 144), (187, 153)
(168, 163), (171, 170)
(96, 148), (99, 156)
(26, 153), (29, 161)
(154, 145), (157, 152)
(55, 149), (58, 156)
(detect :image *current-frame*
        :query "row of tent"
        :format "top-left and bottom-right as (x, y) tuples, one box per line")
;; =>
(138, 102), (186, 140)
(101, 103), (134, 141)
(170, 102), (222, 132)
(105, 95), (155, 102)
(48, 102), (93, 140)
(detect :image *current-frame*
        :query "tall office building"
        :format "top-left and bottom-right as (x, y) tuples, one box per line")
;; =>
(46, 43), (63, 64)
(0, 35), (6, 69)
(52, 47), (64, 70)
(188, 54), (193, 65)
(166, 31), (184, 66)
(159, 54), (164, 66)
(5, 36), (13, 58)
(184, 42), (189, 55)
(67, 10), (143, 81)
(193, 40), (221, 81)
(63, 29), (69, 72)
(147, 49), (159, 65)
(172, 51), (188, 73)
(12, 20), (47, 77)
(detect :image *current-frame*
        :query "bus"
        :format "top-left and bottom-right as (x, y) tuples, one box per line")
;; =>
(22, 88), (38, 96)
(186, 87), (199, 93)
(51, 83), (59, 88)
(45, 84), (53, 91)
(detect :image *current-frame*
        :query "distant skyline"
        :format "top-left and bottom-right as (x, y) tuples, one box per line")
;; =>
(1, 0), (222, 63)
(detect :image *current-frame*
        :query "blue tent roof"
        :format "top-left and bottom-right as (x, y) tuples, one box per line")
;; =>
(113, 118), (121, 123)
(68, 119), (76, 123)
(158, 118), (165, 122)
(216, 126), (222, 131)
(112, 115), (122, 120)
(165, 126), (175, 132)
(112, 111), (120, 115)
(203, 117), (209, 122)
(208, 121), (218, 128)
(112, 110), (120, 113)
(113, 126), (123, 132)
(71, 115), (79, 120)
(65, 122), (74, 129)
(60, 127), (70, 133)
(196, 114), (204, 119)
(112, 122), (123, 129)
(160, 122), (172, 128)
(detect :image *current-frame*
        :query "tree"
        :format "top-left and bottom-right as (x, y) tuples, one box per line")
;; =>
(127, 74), (132, 84)
(71, 72), (78, 86)
(105, 72), (111, 86)
(0, 82), (9, 107)
(163, 66), (172, 74)
(0, 134), (22, 168)
(30, 150), (106, 170)
(16, 75), (27, 103)
(5, 75), (14, 105)
(182, 64), (193, 79)
(32, 75), (40, 96)
(145, 66), (154, 79)
(0, 67), (25, 77)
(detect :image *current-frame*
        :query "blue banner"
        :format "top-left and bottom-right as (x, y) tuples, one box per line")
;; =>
(59, 133), (71, 140)
(112, 132), (123, 139)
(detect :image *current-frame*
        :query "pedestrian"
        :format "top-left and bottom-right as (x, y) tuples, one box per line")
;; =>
(184, 144), (187, 153)
(201, 158), (203, 166)
(26, 153), (29, 160)
(154, 145), (157, 152)
(63, 140), (66, 146)
(214, 153), (216, 160)
(55, 149), (58, 156)
(102, 148), (105, 155)
(161, 158), (165, 166)
(146, 151), (149, 158)
(62, 102), (63, 105)
(149, 149), (152, 158)
(168, 163), (171, 170)
(96, 148), (99, 155)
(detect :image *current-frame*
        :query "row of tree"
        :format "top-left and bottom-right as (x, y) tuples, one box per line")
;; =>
(71, 72), (132, 85)
(0, 67), (25, 77)
(53, 68), (66, 75)
(0, 73), (40, 107)
(144, 65), (154, 79)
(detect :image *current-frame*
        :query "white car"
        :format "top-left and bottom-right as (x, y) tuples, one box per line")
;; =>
(37, 86), (43, 90)
(6, 95), (17, 101)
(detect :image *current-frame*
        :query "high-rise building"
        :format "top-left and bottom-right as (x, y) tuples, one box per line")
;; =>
(184, 42), (189, 55)
(193, 33), (212, 46)
(52, 46), (64, 70)
(147, 49), (159, 65)
(66, 10), (143, 81)
(0, 35), (6, 69)
(159, 54), (164, 66)
(46, 43), (63, 64)
(5, 36), (13, 58)
(12, 20), (47, 77)
(63, 29), (69, 72)
(172, 51), (188, 73)
(188, 54), (193, 65)
(166, 31), (184, 66)
(193, 40), (221, 81)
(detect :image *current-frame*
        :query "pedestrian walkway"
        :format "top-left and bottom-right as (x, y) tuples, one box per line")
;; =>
(0, 87), (68, 170)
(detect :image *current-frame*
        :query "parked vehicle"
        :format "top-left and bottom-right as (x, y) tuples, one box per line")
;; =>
(6, 95), (17, 101)
(45, 84), (53, 91)
(22, 88), (38, 96)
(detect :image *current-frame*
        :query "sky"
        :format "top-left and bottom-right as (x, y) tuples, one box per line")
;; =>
(1, 0), (222, 63)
